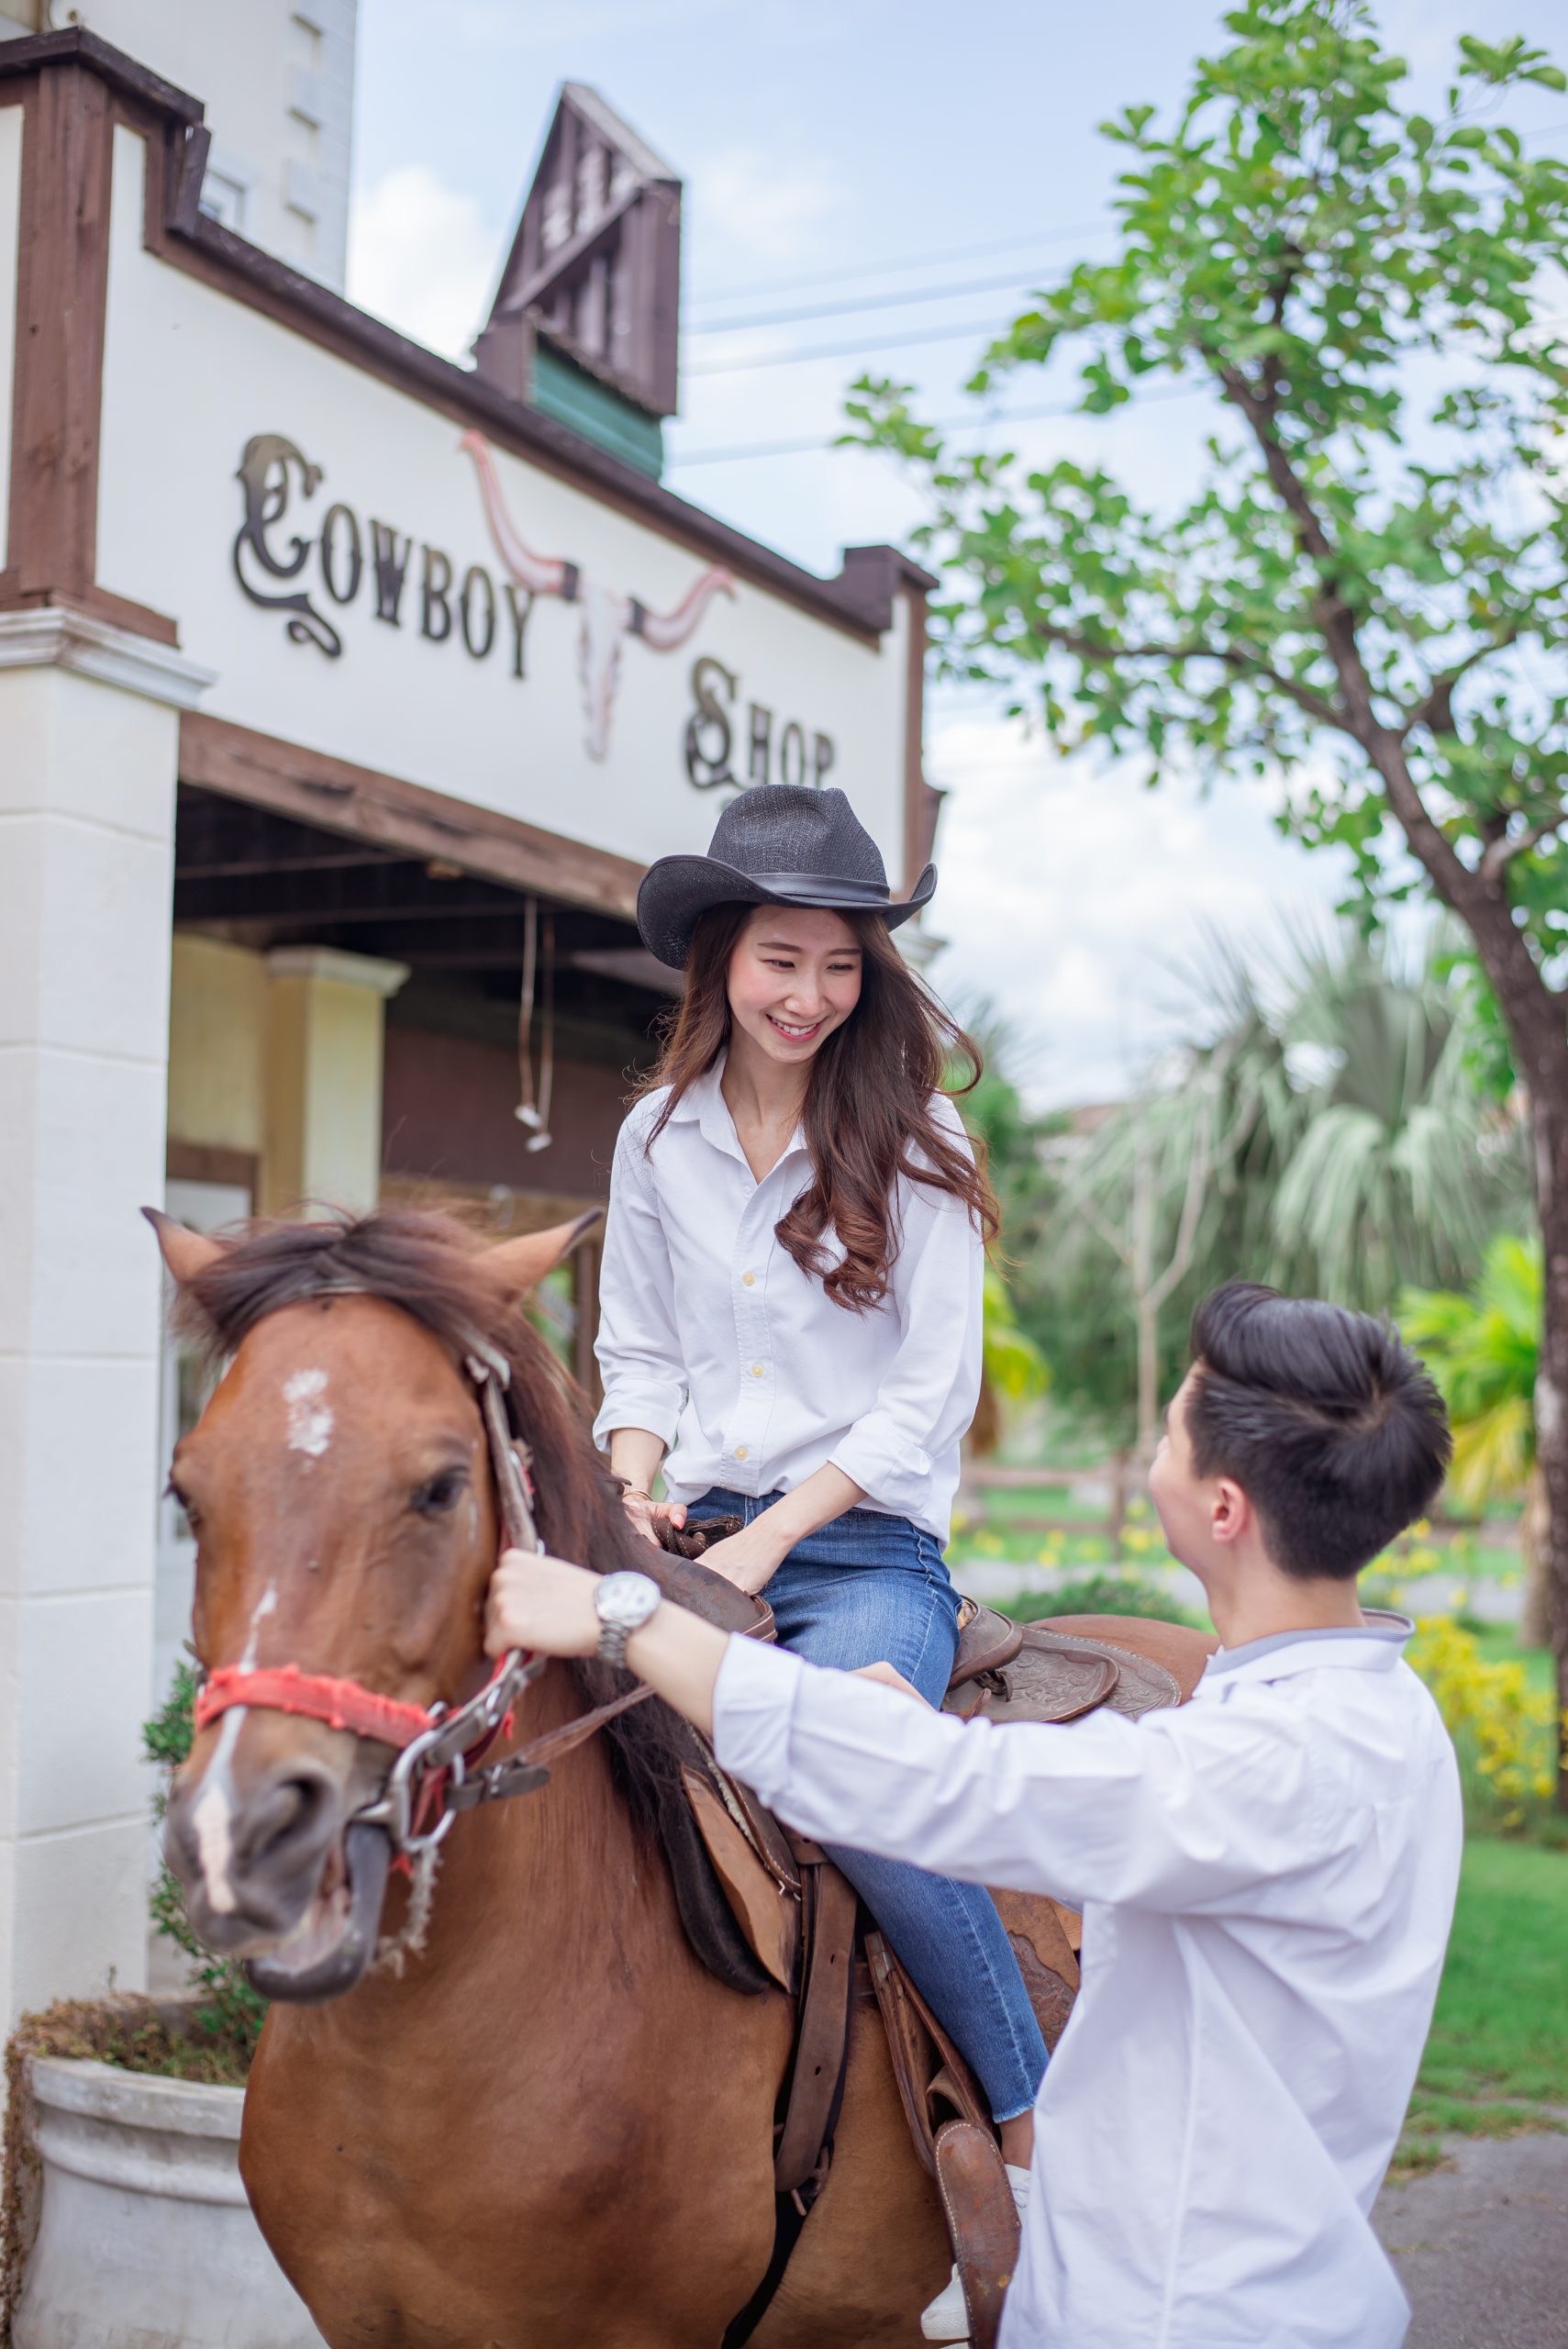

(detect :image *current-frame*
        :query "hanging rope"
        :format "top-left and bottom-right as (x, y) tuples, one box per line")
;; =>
(514, 899), (554, 1152)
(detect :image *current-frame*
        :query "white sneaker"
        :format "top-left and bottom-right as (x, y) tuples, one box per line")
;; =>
(918, 2162), (1031, 2342)
(919, 2267), (971, 2342)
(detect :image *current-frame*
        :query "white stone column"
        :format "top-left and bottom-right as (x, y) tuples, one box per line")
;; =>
(262, 946), (408, 1217)
(0, 618), (212, 2026)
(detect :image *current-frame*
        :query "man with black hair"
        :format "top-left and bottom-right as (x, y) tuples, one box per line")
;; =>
(488, 1283), (1462, 2347)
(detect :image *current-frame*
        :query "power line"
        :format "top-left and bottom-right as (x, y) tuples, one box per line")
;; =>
(685, 314), (1016, 377)
(684, 117), (1568, 317)
(677, 116), (1568, 404)
(684, 219), (1107, 309)
(669, 380), (1207, 465)
(686, 262), (1071, 336)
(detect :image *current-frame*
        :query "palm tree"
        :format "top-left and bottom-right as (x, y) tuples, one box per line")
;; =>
(1046, 925), (1525, 1454)
(1402, 1235), (1547, 1645)
(1269, 940), (1515, 1308)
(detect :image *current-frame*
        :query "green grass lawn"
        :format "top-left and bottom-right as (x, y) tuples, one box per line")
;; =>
(1394, 1835), (1568, 2176)
(968, 1484), (1111, 1525)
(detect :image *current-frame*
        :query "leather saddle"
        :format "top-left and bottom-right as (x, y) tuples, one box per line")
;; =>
(651, 1516), (1218, 2348)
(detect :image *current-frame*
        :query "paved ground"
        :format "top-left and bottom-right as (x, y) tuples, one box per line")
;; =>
(1375, 2130), (1568, 2348)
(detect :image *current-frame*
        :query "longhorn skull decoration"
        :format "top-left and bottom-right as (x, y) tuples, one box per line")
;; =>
(460, 430), (736, 762)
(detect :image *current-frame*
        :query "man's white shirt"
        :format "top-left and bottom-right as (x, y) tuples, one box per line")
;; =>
(592, 1062), (983, 1540)
(712, 1614), (1462, 2349)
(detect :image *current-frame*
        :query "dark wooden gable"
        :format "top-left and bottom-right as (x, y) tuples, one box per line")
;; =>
(476, 82), (681, 423)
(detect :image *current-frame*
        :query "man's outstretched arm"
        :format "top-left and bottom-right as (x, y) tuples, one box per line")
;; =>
(485, 1550), (1314, 1911)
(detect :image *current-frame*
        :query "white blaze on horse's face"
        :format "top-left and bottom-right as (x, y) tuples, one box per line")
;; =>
(190, 1584), (278, 1915)
(283, 1367), (334, 1460)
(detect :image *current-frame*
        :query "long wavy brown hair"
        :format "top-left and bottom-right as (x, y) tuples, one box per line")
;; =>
(643, 904), (997, 1311)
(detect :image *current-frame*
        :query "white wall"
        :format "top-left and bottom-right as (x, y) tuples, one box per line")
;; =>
(0, 664), (181, 2023)
(0, 0), (357, 289)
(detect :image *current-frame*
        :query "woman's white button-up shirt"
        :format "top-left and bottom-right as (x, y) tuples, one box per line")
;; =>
(591, 1060), (983, 1541)
(713, 1615), (1462, 2349)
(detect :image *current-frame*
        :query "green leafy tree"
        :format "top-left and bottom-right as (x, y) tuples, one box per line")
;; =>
(849, 1), (1568, 1774)
(1403, 1234), (1548, 1642)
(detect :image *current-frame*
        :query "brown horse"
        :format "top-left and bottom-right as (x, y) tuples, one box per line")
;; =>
(152, 1204), (1215, 2348)
(154, 1206), (962, 2348)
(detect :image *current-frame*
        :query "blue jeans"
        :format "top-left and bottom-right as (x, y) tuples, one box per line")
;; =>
(695, 1489), (1048, 2123)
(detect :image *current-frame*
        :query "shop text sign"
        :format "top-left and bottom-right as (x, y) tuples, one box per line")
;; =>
(230, 430), (835, 785)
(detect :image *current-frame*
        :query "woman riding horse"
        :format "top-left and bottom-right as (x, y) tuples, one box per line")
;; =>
(595, 784), (1047, 2338)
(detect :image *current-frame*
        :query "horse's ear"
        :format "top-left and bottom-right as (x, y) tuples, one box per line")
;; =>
(142, 1206), (228, 1286)
(482, 1210), (602, 1300)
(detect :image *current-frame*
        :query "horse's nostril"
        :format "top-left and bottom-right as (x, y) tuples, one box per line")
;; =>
(239, 1761), (339, 1876)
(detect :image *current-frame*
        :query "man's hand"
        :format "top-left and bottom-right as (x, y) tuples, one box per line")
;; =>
(485, 1550), (602, 1661)
(852, 1661), (931, 1707)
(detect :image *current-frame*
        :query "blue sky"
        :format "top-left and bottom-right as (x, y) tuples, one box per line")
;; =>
(346, 0), (1568, 1105)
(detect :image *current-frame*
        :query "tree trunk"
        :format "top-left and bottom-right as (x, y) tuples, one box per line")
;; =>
(1107, 1448), (1132, 1550)
(1136, 1297), (1160, 1465)
(1359, 728), (1568, 1802)
(1530, 1108), (1568, 1802)
(1519, 1463), (1551, 1652)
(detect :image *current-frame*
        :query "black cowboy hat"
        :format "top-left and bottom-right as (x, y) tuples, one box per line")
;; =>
(637, 785), (937, 970)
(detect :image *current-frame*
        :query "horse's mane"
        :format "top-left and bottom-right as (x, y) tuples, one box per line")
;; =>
(173, 1209), (728, 1874)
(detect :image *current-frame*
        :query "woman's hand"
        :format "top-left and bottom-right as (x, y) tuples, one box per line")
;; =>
(619, 1486), (687, 1551)
(695, 1518), (794, 1597)
(485, 1549), (602, 1661)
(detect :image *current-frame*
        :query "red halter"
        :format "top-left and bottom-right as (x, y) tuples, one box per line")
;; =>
(195, 1663), (454, 1749)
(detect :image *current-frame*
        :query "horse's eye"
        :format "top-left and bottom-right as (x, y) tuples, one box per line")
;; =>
(412, 1470), (467, 1518)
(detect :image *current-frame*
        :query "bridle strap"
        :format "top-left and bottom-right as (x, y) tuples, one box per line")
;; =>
(195, 1664), (438, 1747)
(465, 1345), (539, 1555)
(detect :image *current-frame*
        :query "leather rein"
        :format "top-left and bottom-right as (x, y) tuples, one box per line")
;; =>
(192, 1315), (659, 1882)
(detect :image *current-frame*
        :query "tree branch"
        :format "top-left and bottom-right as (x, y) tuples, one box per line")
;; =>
(1401, 633), (1522, 740)
(1068, 1180), (1135, 1271)
(1481, 808), (1568, 877)
(1207, 361), (1485, 921)
(1030, 619), (1350, 731)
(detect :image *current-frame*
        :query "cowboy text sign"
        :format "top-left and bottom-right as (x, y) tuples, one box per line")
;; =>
(231, 430), (757, 766)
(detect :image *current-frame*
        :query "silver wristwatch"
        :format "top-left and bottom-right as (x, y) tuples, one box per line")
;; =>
(593, 1571), (662, 1668)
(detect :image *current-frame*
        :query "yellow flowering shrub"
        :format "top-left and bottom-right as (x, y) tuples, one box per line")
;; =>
(1407, 1616), (1563, 1830)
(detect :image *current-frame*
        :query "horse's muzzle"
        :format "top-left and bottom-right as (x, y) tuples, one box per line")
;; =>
(167, 1750), (338, 1932)
(245, 1824), (392, 2003)
(167, 1744), (387, 1987)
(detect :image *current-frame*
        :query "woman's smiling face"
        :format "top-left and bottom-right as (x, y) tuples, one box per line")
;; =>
(725, 905), (863, 1068)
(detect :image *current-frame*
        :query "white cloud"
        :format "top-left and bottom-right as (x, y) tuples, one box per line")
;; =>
(346, 165), (500, 364)
(685, 144), (847, 278)
(925, 709), (1353, 1111)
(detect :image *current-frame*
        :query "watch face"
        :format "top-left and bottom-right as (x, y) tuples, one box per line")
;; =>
(597, 1571), (662, 1631)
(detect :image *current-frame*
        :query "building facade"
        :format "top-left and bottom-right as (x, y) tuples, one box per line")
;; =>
(0, 26), (937, 2024)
